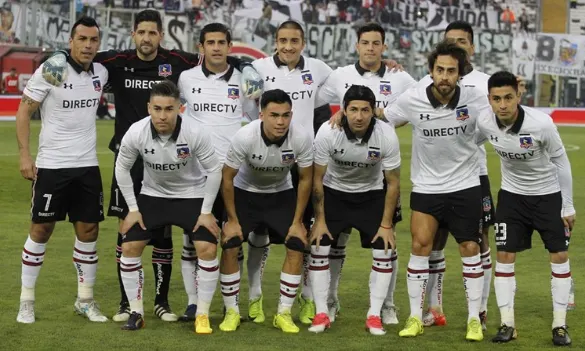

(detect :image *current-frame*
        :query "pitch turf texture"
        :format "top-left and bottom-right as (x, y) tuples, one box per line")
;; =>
(1, 121), (583, 351)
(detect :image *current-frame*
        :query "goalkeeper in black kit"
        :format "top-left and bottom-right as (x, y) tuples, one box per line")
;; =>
(43, 10), (264, 323)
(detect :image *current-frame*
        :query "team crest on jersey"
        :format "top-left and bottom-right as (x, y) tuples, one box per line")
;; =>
(93, 79), (101, 92)
(519, 135), (533, 149)
(281, 150), (295, 165)
(228, 87), (240, 99)
(482, 196), (492, 212)
(177, 144), (191, 159)
(367, 147), (381, 161)
(456, 107), (469, 121)
(380, 84), (391, 96)
(158, 64), (172, 77)
(301, 73), (313, 85)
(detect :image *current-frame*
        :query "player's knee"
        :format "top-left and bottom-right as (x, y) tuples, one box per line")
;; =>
(29, 223), (55, 243)
(458, 240), (480, 256)
(122, 240), (147, 257)
(195, 241), (217, 260)
(74, 222), (99, 242)
(550, 251), (569, 264)
(496, 251), (516, 264)
(411, 239), (432, 256)
(311, 235), (332, 247)
(222, 237), (243, 250)
(285, 236), (305, 253)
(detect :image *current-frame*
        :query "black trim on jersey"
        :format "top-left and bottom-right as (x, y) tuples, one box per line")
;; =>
(273, 54), (305, 70)
(341, 115), (376, 143)
(426, 84), (461, 109)
(150, 115), (182, 141)
(260, 122), (288, 147)
(354, 62), (386, 77)
(201, 61), (235, 81)
(496, 105), (525, 134)
(67, 55), (94, 75)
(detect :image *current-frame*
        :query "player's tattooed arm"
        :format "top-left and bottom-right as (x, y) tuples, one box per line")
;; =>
(16, 94), (41, 180)
(382, 167), (401, 228)
(312, 164), (328, 222)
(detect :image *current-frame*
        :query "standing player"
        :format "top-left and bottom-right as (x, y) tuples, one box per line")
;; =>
(476, 71), (574, 346)
(115, 80), (222, 332)
(16, 17), (109, 324)
(42, 9), (263, 322)
(309, 85), (401, 335)
(380, 41), (492, 340)
(316, 22), (416, 325)
(219, 89), (313, 333)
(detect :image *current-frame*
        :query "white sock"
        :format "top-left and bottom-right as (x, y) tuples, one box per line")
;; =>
(278, 272), (301, 313)
(480, 249), (492, 313)
(73, 239), (98, 301)
(181, 234), (198, 305)
(368, 249), (393, 317)
(220, 271), (240, 313)
(551, 260), (571, 328)
(301, 250), (314, 300)
(120, 255), (144, 315)
(494, 262), (515, 327)
(196, 258), (219, 316)
(427, 250), (445, 312)
(247, 231), (270, 300)
(328, 232), (349, 304)
(406, 254), (429, 320)
(384, 249), (398, 307)
(462, 254), (484, 322)
(309, 245), (330, 315)
(21, 235), (46, 302)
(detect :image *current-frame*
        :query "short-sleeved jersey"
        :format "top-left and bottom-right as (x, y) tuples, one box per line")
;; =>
(385, 84), (492, 194)
(224, 120), (313, 193)
(477, 105), (566, 196)
(24, 56), (108, 169)
(117, 116), (220, 201)
(418, 69), (491, 176)
(313, 118), (400, 193)
(317, 62), (416, 109)
(252, 55), (332, 133)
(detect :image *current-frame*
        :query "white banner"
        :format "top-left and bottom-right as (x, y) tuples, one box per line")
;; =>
(512, 33), (537, 80)
(535, 33), (585, 78)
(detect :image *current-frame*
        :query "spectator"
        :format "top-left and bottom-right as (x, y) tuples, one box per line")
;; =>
(501, 6), (515, 32)
(2, 67), (19, 95)
(327, 0), (339, 24)
(518, 8), (529, 32)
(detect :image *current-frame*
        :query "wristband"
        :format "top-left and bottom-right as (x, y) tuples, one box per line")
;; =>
(380, 225), (392, 230)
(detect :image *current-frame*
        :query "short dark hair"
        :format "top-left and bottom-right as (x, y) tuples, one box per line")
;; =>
(488, 71), (518, 92)
(343, 85), (376, 110)
(260, 89), (292, 110)
(150, 80), (180, 101)
(276, 20), (305, 41)
(199, 23), (231, 44)
(134, 9), (163, 32)
(71, 16), (100, 38)
(445, 20), (474, 44)
(357, 22), (385, 44)
(427, 40), (468, 76)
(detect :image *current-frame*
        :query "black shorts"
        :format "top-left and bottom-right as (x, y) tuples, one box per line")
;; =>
(494, 190), (569, 253)
(31, 167), (104, 224)
(123, 195), (214, 243)
(323, 186), (387, 249)
(212, 189), (225, 225)
(410, 186), (482, 244)
(480, 175), (496, 227)
(108, 154), (143, 218)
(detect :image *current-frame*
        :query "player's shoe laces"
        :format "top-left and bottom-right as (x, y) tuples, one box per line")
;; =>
(219, 308), (241, 332)
(112, 302), (131, 322)
(492, 324), (517, 343)
(399, 316), (424, 337)
(121, 312), (145, 331)
(308, 312), (331, 333)
(178, 304), (197, 322)
(466, 317), (483, 341)
(422, 308), (447, 327)
(365, 315), (386, 335)
(552, 326), (572, 346)
(74, 300), (108, 322)
(248, 295), (265, 323)
(273, 311), (300, 333)
(381, 304), (399, 325)
(479, 311), (488, 331)
(195, 314), (213, 334)
(298, 295), (316, 325)
(16, 300), (35, 324)
(154, 303), (178, 322)
(327, 299), (341, 323)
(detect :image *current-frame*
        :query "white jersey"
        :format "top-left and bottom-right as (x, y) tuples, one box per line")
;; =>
(313, 119), (400, 193)
(252, 55), (332, 133)
(317, 62), (416, 109)
(225, 120), (313, 193)
(24, 57), (108, 169)
(116, 116), (221, 208)
(385, 84), (492, 194)
(418, 69), (490, 176)
(178, 64), (254, 162)
(477, 106), (566, 196)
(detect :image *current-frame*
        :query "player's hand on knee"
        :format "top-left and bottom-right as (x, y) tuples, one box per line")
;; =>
(562, 214), (576, 231)
(310, 221), (332, 250)
(194, 213), (221, 238)
(372, 225), (395, 254)
(42, 50), (69, 86)
(241, 66), (264, 100)
(19, 154), (37, 181)
(286, 221), (308, 247)
(122, 211), (146, 234)
(328, 110), (344, 130)
(383, 59), (404, 72)
(222, 220), (244, 244)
